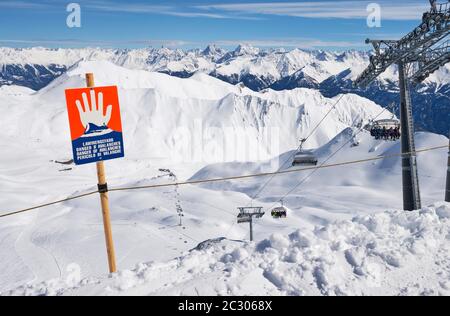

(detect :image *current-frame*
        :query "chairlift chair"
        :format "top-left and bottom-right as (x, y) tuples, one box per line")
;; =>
(271, 207), (287, 218)
(369, 118), (401, 141)
(271, 200), (288, 219)
(365, 102), (398, 132)
(292, 138), (318, 166)
(371, 118), (400, 128)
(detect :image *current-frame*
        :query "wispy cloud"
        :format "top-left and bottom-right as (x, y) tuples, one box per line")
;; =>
(214, 38), (363, 49)
(0, 37), (364, 50)
(0, 0), (430, 21)
(166, 11), (260, 20)
(0, 0), (260, 20)
(0, 0), (50, 9)
(197, 1), (429, 21)
(83, 1), (257, 20)
(84, 3), (171, 14)
(0, 38), (197, 48)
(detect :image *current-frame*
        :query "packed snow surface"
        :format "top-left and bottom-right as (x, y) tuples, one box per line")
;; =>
(4, 203), (450, 296)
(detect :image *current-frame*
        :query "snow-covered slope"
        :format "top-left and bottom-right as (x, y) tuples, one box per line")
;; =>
(0, 61), (448, 295)
(4, 203), (450, 296)
(190, 129), (449, 217)
(0, 85), (35, 96)
(3, 60), (393, 164)
(1, 45), (448, 137)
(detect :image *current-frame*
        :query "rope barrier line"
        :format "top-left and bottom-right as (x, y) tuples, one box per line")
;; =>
(0, 145), (446, 219)
(113, 147), (449, 191)
(0, 191), (98, 219)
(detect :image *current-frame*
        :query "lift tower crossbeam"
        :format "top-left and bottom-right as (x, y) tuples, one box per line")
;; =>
(354, 2), (450, 211)
(410, 40), (450, 84)
(355, 5), (450, 88)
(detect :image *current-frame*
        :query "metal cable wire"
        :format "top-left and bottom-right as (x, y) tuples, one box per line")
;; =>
(227, 105), (374, 238)
(0, 191), (98, 218)
(249, 94), (346, 202)
(0, 144), (446, 220)
(262, 107), (389, 213)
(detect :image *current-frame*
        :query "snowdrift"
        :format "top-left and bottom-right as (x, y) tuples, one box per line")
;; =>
(4, 203), (450, 296)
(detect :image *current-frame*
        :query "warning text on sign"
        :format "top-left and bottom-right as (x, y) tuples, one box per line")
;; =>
(76, 138), (122, 161)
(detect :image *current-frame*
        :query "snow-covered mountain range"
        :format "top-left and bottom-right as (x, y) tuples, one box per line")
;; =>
(1, 45), (449, 136)
(1, 60), (394, 166)
(0, 59), (448, 295)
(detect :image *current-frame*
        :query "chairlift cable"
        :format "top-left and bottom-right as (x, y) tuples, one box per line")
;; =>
(247, 94), (346, 203)
(263, 107), (389, 213)
(0, 143), (446, 219)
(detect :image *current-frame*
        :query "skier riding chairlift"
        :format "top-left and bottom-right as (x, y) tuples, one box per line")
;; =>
(369, 118), (401, 141)
(271, 201), (287, 219)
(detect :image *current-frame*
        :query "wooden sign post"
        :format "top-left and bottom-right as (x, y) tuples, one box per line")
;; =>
(66, 73), (124, 273)
(86, 73), (117, 273)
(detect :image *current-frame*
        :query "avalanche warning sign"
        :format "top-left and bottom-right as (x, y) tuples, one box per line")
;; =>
(65, 86), (125, 165)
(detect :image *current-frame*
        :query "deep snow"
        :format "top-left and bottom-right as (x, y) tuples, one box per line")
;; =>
(0, 61), (448, 295)
(4, 203), (450, 296)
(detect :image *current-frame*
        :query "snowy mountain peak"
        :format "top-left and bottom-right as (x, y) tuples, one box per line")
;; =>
(233, 44), (260, 57)
(0, 46), (448, 136)
(202, 44), (226, 61)
(202, 44), (220, 55)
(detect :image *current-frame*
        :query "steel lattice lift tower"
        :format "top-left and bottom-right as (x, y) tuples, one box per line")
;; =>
(354, 1), (450, 210)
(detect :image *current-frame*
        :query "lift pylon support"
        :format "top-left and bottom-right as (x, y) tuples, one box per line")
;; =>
(237, 207), (265, 241)
(354, 3), (449, 210)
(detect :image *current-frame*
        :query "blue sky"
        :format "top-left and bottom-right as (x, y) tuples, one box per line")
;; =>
(0, 0), (433, 51)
